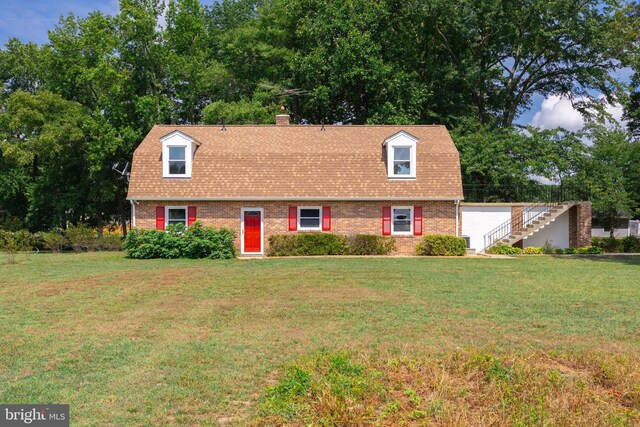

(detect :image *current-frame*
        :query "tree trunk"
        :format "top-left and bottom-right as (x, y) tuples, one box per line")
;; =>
(116, 187), (128, 237)
(96, 212), (104, 238)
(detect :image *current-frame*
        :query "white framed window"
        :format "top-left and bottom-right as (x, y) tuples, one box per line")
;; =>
(166, 206), (187, 228)
(393, 146), (411, 175)
(161, 131), (197, 178)
(384, 131), (418, 179)
(392, 206), (413, 235)
(168, 146), (187, 175)
(298, 206), (322, 230)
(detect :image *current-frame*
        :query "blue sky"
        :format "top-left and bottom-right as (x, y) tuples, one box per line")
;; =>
(0, 0), (120, 46)
(0, 0), (628, 128)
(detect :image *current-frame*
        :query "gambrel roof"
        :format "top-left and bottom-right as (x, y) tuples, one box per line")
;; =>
(127, 124), (463, 200)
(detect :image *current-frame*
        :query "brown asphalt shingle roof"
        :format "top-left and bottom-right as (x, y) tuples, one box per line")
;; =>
(127, 124), (463, 200)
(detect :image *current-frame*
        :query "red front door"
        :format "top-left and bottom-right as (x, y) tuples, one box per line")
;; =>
(243, 210), (262, 253)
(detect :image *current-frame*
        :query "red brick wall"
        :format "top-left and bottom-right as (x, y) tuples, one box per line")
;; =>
(134, 200), (458, 255)
(569, 201), (592, 248)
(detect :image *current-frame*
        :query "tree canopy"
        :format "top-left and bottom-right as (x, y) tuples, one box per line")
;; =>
(0, 0), (638, 232)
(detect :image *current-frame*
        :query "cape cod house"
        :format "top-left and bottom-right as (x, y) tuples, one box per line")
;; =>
(127, 114), (591, 255)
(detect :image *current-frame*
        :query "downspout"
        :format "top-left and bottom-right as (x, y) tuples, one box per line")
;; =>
(455, 199), (460, 237)
(130, 200), (136, 228)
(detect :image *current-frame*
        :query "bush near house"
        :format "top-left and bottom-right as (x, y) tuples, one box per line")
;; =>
(489, 244), (605, 255)
(523, 246), (543, 254)
(346, 234), (397, 255)
(576, 246), (604, 254)
(487, 243), (523, 255)
(267, 233), (348, 256)
(415, 235), (466, 256)
(124, 221), (236, 259)
(267, 233), (397, 256)
(591, 236), (640, 253)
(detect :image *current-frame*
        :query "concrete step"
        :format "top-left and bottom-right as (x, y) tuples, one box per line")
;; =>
(483, 202), (578, 253)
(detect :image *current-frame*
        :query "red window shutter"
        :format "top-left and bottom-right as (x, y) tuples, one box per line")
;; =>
(322, 206), (331, 231)
(155, 206), (165, 230)
(414, 206), (423, 236)
(288, 206), (297, 231)
(187, 206), (197, 226)
(382, 206), (391, 235)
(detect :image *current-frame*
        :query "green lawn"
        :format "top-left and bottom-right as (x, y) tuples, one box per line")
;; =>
(0, 253), (638, 425)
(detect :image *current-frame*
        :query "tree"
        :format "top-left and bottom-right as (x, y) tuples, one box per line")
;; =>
(0, 39), (47, 96)
(526, 127), (586, 186)
(451, 118), (542, 201)
(423, 0), (623, 127)
(579, 124), (635, 236)
(0, 91), (91, 230)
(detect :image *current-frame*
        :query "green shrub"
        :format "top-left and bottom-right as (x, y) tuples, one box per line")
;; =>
(347, 234), (397, 255)
(65, 223), (96, 252)
(542, 239), (556, 254)
(563, 247), (577, 254)
(42, 231), (67, 253)
(487, 243), (523, 255)
(523, 246), (543, 254)
(124, 222), (236, 259)
(415, 235), (466, 256)
(622, 236), (640, 253)
(591, 237), (622, 253)
(97, 234), (124, 251)
(267, 233), (348, 256)
(592, 236), (640, 253)
(576, 246), (604, 254)
(553, 248), (565, 254)
(0, 229), (38, 252)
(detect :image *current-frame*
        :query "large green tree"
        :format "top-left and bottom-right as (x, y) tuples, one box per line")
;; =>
(578, 124), (636, 235)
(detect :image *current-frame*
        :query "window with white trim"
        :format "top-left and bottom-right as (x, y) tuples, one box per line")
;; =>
(161, 131), (196, 178)
(298, 206), (322, 230)
(384, 131), (418, 179)
(393, 146), (411, 175)
(167, 207), (187, 228)
(168, 146), (187, 175)
(392, 206), (413, 234)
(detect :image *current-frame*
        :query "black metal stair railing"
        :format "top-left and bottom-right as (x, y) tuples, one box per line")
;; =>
(482, 201), (559, 252)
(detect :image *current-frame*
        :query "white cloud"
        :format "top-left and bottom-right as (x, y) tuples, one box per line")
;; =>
(530, 94), (625, 131)
(530, 96), (585, 131)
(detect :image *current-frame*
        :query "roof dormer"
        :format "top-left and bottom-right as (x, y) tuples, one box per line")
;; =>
(160, 131), (200, 178)
(383, 131), (418, 179)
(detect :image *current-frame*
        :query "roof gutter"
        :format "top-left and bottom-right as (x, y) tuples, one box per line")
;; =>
(127, 196), (464, 202)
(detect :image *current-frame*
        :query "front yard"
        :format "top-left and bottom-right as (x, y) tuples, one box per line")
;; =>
(0, 253), (638, 425)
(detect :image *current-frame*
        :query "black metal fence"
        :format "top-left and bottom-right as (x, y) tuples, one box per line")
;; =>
(462, 183), (591, 203)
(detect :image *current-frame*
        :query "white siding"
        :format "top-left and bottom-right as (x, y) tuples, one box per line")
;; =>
(592, 227), (629, 238)
(523, 210), (570, 249)
(461, 206), (512, 250)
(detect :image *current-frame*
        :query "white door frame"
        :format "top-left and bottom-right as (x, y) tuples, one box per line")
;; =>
(240, 207), (264, 255)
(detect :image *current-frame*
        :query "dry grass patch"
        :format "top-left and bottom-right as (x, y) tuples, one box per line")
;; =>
(254, 349), (640, 426)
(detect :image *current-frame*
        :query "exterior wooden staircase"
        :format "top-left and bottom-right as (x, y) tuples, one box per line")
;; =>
(481, 202), (577, 252)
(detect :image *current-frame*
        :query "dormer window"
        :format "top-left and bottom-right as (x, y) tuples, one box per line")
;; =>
(168, 146), (186, 175)
(161, 131), (199, 178)
(384, 131), (418, 179)
(393, 147), (411, 175)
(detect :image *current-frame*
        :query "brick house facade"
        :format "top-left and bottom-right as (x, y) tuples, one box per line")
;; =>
(127, 118), (465, 256)
(127, 116), (591, 255)
(133, 200), (458, 255)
